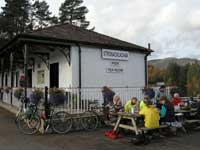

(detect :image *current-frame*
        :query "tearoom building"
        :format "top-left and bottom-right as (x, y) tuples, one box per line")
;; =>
(0, 23), (152, 107)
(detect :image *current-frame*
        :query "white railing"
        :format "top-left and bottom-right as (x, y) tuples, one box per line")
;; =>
(1, 87), (145, 113)
(0, 86), (179, 114)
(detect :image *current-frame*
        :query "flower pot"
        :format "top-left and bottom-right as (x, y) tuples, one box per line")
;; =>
(49, 94), (66, 106)
(29, 92), (41, 105)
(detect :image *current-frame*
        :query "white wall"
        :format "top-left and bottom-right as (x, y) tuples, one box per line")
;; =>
(32, 48), (72, 88)
(73, 46), (146, 88)
(1, 45), (146, 89)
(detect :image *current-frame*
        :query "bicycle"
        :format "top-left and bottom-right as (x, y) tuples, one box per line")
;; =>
(17, 102), (41, 135)
(17, 102), (73, 135)
(38, 103), (73, 134)
(80, 100), (116, 131)
(15, 96), (28, 125)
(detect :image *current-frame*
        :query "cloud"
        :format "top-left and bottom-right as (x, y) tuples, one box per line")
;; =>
(1, 0), (200, 60)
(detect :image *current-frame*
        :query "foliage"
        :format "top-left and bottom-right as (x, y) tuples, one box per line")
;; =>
(148, 64), (166, 85)
(149, 62), (200, 97)
(59, 0), (90, 29)
(14, 87), (24, 99)
(4, 86), (11, 93)
(49, 88), (65, 96)
(0, 0), (30, 39)
(186, 63), (200, 96)
(32, 88), (44, 99)
(31, 0), (52, 29)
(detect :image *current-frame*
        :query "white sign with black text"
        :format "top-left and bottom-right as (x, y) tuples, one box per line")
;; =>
(106, 68), (123, 73)
(102, 49), (129, 61)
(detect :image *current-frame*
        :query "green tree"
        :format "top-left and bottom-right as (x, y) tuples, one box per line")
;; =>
(165, 63), (180, 86)
(1, 0), (30, 39)
(59, 0), (90, 29)
(187, 63), (200, 96)
(31, 0), (52, 29)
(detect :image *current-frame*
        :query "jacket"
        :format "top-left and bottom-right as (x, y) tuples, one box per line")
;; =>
(139, 105), (160, 128)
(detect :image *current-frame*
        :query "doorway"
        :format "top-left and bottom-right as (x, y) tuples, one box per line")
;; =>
(27, 69), (32, 88)
(50, 63), (59, 88)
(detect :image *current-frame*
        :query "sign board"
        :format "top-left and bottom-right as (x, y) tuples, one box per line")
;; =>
(102, 49), (129, 61)
(106, 68), (123, 73)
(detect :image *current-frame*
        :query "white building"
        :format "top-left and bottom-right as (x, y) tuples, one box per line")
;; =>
(0, 23), (152, 107)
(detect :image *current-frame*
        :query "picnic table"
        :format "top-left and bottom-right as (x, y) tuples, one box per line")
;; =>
(175, 108), (198, 113)
(112, 112), (168, 135)
(174, 108), (200, 133)
(113, 112), (140, 135)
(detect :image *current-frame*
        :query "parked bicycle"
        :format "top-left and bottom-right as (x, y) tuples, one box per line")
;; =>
(17, 100), (73, 135)
(80, 100), (116, 131)
(15, 96), (28, 125)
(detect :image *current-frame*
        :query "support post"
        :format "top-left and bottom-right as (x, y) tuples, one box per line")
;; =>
(0, 58), (4, 101)
(78, 44), (82, 108)
(24, 44), (28, 99)
(10, 52), (14, 105)
(1, 58), (4, 87)
(44, 86), (50, 118)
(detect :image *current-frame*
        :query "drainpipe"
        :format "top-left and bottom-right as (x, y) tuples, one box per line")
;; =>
(77, 44), (82, 107)
(77, 44), (82, 88)
(144, 43), (151, 86)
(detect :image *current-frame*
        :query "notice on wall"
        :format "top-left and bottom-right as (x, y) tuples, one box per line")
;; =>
(106, 68), (123, 73)
(37, 70), (45, 84)
(102, 49), (129, 61)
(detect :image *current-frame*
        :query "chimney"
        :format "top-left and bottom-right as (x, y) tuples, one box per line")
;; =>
(148, 43), (151, 50)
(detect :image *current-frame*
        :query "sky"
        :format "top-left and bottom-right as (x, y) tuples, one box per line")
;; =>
(1, 0), (200, 60)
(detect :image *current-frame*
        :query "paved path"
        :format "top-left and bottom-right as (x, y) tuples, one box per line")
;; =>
(1, 107), (200, 150)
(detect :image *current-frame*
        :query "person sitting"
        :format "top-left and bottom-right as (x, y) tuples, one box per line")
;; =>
(171, 93), (184, 106)
(139, 100), (160, 129)
(102, 86), (115, 106)
(124, 97), (139, 113)
(160, 96), (175, 123)
(113, 95), (123, 112)
(139, 96), (149, 111)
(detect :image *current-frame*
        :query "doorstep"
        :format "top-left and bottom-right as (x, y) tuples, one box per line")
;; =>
(0, 101), (18, 114)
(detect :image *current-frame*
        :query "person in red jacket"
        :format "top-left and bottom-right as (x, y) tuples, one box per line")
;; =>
(171, 93), (184, 106)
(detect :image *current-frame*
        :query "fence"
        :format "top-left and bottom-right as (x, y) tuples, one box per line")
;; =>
(0, 86), (174, 114)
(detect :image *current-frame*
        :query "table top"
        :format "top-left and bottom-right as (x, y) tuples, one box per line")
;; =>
(175, 108), (197, 113)
(117, 112), (140, 118)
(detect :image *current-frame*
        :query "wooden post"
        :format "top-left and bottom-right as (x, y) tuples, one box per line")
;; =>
(10, 52), (14, 105)
(1, 58), (4, 87)
(0, 58), (4, 100)
(24, 44), (28, 99)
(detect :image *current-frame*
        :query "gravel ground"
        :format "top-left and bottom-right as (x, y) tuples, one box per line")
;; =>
(0, 107), (200, 150)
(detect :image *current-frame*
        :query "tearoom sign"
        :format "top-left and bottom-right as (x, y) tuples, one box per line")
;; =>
(102, 49), (129, 61)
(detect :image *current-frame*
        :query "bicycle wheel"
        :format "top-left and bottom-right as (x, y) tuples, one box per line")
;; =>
(51, 111), (73, 134)
(80, 111), (98, 131)
(18, 113), (40, 135)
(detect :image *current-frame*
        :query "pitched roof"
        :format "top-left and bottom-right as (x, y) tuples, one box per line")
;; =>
(23, 23), (150, 53)
(0, 23), (152, 53)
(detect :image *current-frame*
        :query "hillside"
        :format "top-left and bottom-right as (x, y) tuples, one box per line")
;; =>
(148, 57), (200, 69)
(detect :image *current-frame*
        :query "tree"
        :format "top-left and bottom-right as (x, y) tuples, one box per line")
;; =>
(165, 63), (180, 86)
(187, 63), (200, 96)
(1, 0), (30, 39)
(31, 0), (52, 29)
(59, 0), (90, 29)
(148, 64), (166, 85)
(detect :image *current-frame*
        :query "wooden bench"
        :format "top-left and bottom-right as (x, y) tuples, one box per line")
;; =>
(139, 124), (168, 132)
(185, 119), (200, 124)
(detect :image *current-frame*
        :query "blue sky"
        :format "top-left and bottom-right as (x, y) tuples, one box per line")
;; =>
(1, 0), (200, 60)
